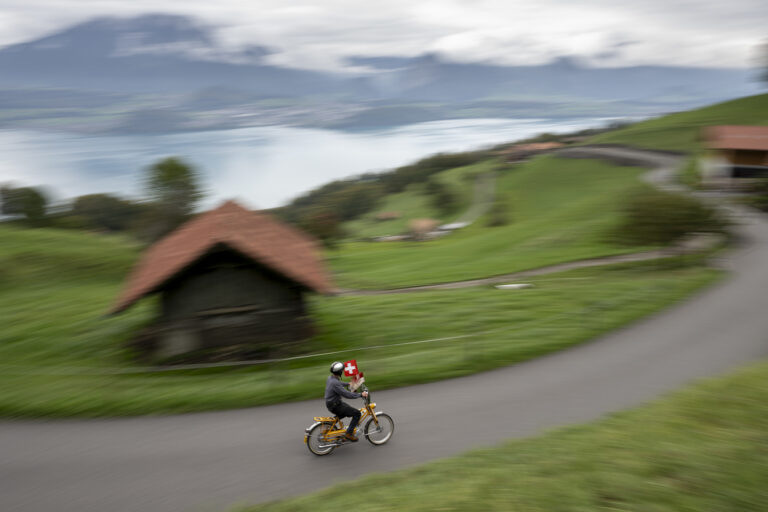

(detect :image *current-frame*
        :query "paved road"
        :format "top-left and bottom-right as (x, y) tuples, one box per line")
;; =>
(3, 148), (768, 512)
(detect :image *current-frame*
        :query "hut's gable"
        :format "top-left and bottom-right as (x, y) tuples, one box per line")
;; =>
(111, 200), (332, 315)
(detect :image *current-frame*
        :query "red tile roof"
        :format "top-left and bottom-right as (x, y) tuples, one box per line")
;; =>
(704, 125), (768, 151)
(110, 200), (333, 314)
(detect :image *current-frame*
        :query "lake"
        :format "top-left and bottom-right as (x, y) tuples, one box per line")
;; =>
(0, 117), (606, 209)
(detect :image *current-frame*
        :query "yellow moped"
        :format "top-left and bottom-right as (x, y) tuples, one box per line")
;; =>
(304, 386), (394, 456)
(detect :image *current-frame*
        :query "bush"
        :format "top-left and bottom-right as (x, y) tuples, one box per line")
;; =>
(486, 199), (511, 227)
(679, 156), (702, 189)
(610, 187), (727, 245)
(424, 178), (460, 216)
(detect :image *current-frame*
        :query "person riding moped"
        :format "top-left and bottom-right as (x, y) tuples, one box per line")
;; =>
(325, 361), (368, 442)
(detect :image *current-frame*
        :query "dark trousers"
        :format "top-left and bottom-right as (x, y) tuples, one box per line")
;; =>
(327, 401), (361, 435)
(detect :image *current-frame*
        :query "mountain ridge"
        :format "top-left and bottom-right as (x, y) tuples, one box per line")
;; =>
(0, 14), (760, 134)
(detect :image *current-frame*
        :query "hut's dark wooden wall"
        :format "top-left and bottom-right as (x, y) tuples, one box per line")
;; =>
(161, 247), (306, 322)
(134, 245), (314, 362)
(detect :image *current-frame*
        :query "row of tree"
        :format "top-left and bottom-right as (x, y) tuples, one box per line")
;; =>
(3, 146), (500, 247)
(1, 157), (202, 243)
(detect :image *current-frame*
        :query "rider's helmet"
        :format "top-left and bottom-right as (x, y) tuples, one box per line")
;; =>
(330, 361), (344, 376)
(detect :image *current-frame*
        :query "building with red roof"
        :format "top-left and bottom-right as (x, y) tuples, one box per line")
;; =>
(112, 200), (333, 362)
(701, 125), (768, 186)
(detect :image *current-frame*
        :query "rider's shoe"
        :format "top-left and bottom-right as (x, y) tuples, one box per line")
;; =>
(344, 433), (359, 442)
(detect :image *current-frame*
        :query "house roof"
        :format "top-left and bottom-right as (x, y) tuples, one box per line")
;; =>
(704, 125), (768, 151)
(110, 200), (333, 314)
(499, 142), (564, 154)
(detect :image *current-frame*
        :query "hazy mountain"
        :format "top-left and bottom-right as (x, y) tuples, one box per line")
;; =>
(353, 54), (759, 104)
(0, 14), (760, 133)
(0, 14), (347, 96)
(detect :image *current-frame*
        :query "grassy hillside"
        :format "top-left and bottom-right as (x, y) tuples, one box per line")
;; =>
(343, 160), (488, 239)
(6, 94), (766, 416)
(0, 223), (719, 417)
(242, 357), (768, 512)
(587, 93), (768, 152)
(0, 226), (149, 367)
(331, 156), (650, 290)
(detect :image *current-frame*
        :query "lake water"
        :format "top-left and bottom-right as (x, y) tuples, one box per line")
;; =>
(0, 118), (606, 209)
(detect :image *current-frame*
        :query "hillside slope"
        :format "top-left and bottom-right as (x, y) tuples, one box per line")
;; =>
(331, 156), (649, 289)
(587, 93), (768, 152)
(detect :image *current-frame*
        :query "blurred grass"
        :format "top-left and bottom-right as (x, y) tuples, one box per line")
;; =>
(342, 160), (486, 239)
(0, 222), (720, 417)
(8, 91), (764, 417)
(679, 155), (702, 189)
(330, 156), (650, 290)
(586, 93), (768, 152)
(241, 357), (768, 512)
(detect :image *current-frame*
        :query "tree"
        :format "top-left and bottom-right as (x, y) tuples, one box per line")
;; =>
(1, 185), (48, 225)
(140, 157), (203, 241)
(486, 198), (511, 227)
(71, 193), (141, 232)
(424, 178), (460, 216)
(610, 187), (727, 245)
(299, 210), (345, 249)
(144, 157), (203, 216)
(758, 39), (768, 87)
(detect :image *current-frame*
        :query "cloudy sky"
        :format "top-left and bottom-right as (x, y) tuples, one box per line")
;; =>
(0, 0), (765, 71)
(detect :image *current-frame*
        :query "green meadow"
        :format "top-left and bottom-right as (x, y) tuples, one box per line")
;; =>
(342, 159), (487, 239)
(5, 93), (767, 417)
(0, 222), (718, 417)
(587, 93), (768, 152)
(331, 156), (651, 290)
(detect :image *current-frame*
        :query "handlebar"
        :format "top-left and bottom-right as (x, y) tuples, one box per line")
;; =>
(359, 384), (370, 404)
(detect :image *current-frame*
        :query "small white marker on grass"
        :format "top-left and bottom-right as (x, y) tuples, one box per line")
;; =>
(495, 283), (533, 290)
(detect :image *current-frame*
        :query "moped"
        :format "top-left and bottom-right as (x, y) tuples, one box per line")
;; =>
(304, 386), (394, 456)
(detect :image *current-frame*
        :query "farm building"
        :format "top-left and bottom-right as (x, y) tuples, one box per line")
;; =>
(498, 142), (564, 163)
(110, 200), (333, 362)
(701, 125), (768, 186)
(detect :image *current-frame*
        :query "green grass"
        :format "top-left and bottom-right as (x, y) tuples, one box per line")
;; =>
(587, 93), (768, 152)
(241, 357), (768, 512)
(679, 155), (702, 189)
(7, 94), (766, 417)
(0, 224), (720, 417)
(342, 182), (440, 239)
(331, 156), (650, 290)
(342, 161), (487, 239)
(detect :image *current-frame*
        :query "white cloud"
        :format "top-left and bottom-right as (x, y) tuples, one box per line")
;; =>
(0, 0), (765, 70)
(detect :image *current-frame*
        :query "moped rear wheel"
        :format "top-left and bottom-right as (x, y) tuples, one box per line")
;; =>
(306, 424), (337, 456)
(364, 413), (394, 445)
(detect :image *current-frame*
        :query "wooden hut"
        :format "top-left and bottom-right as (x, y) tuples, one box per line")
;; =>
(110, 200), (333, 362)
(701, 125), (768, 187)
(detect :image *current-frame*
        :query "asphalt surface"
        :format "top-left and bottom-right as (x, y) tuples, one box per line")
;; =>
(2, 148), (768, 512)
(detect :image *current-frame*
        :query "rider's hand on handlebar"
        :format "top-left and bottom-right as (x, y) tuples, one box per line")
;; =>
(362, 391), (369, 398)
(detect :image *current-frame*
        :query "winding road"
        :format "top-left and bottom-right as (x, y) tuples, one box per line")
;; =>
(2, 147), (768, 512)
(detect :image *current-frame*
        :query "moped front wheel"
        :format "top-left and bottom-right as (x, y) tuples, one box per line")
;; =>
(306, 423), (337, 456)
(364, 413), (394, 445)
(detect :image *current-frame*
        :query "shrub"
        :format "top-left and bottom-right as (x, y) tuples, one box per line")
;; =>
(486, 198), (511, 227)
(424, 178), (460, 216)
(610, 187), (727, 245)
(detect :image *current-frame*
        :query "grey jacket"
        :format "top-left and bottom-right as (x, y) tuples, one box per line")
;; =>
(324, 375), (361, 405)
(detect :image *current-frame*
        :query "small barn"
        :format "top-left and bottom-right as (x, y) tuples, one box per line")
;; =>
(498, 142), (564, 163)
(110, 200), (333, 363)
(701, 125), (768, 187)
